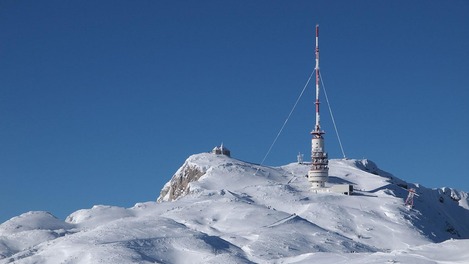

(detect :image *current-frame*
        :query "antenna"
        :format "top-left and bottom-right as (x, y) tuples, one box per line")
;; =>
(405, 188), (417, 208)
(297, 152), (304, 164)
(314, 24), (322, 133)
(308, 24), (329, 189)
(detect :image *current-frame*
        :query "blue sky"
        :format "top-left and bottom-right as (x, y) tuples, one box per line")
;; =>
(1, 0), (468, 223)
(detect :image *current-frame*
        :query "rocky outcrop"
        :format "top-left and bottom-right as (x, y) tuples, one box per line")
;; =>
(157, 162), (207, 202)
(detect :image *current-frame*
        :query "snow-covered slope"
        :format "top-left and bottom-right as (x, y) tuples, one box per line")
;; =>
(1, 153), (468, 263)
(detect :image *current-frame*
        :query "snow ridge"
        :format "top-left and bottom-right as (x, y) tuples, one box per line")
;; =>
(1, 153), (468, 263)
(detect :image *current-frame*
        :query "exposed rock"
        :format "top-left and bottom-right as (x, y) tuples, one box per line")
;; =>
(157, 162), (207, 202)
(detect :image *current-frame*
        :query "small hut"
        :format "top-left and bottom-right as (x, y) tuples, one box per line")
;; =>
(211, 143), (231, 157)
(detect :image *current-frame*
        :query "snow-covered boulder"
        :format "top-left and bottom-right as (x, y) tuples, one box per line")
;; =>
(66, 205), (135, 229)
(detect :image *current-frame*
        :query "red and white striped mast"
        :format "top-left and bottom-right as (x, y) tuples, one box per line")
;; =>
(308, 24), (329, 189)
(314, 25), (322, 133)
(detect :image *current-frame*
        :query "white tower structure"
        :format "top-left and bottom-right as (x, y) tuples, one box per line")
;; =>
(308, 25), (329, 188)
(297, 152), (304, 164)
(405, 188), (416, 208)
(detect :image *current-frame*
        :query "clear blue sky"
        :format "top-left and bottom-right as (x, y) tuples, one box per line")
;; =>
(1, 0), (468, 223)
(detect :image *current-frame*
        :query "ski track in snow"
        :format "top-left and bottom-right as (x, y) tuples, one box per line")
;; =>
(1, 153), (468, 263)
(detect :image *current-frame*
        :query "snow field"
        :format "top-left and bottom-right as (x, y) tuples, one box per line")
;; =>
(1, 153), (468, 263)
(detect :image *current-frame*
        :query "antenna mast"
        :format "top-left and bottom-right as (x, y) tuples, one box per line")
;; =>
(315, 25), (322, 133)
(308, 24), (329, 189)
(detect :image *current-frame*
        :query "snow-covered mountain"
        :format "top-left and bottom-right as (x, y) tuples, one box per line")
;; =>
(1, 153), (468, 263)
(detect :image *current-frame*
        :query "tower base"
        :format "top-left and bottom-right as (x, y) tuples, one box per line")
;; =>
(308, 170), (328, 188)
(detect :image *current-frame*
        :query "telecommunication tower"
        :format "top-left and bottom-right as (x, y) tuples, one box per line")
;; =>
(308, 25), (329, 188)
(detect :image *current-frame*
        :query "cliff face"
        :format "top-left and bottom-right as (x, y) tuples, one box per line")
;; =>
(157, 157), (208, 202)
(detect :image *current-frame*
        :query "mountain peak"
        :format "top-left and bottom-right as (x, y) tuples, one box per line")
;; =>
(1, 152), (469, 263)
